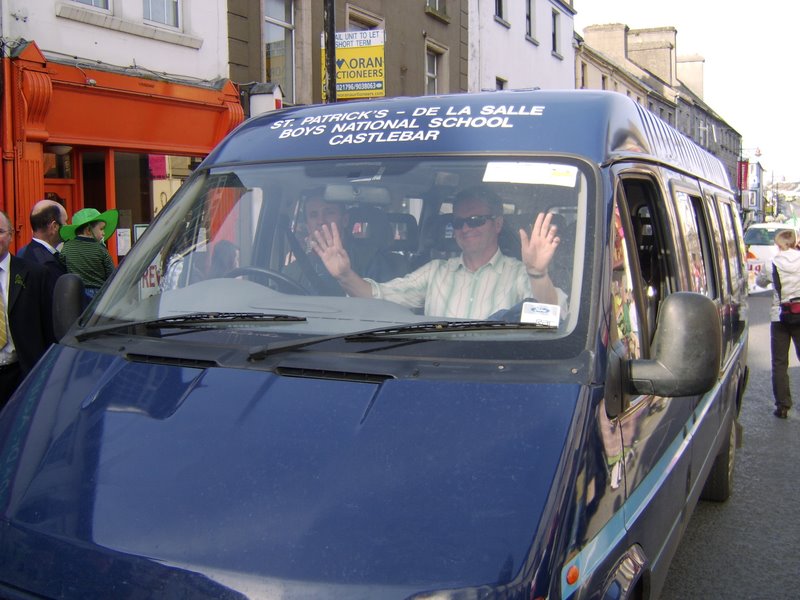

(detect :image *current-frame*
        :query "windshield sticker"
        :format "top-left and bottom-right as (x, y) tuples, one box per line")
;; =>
(269, 103), (546, 147)
(484, 162), (578, 187)
(519, 301), (560, 327)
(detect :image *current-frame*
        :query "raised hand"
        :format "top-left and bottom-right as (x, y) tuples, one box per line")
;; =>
(519, 212), (560, 274)
(310, 222), (352, 279)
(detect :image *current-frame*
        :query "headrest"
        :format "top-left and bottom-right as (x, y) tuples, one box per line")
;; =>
(387, 213), (419, 253)
(421, 213), (459, 256)
(346, 205), (392, 250)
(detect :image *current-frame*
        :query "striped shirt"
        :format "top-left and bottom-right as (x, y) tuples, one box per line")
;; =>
(61, 236), (115, 289)
(367, 249), (568, 319)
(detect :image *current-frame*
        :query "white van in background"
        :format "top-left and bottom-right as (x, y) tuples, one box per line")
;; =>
(744, 222), (793, 293)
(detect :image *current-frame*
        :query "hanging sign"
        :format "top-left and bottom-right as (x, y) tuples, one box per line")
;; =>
(322, 30), (386, 100)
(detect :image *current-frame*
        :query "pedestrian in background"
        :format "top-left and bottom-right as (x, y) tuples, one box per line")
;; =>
(757, 228), (800, 419)
(0, 211), (55, 410)
(17, 199), (68, 297)
(59, 208), (118, 306)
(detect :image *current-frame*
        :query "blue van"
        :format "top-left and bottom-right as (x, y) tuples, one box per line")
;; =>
(0, 90), (748, 599)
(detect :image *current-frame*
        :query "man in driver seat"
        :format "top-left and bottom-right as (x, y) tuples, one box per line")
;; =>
(310, 186), (568, 319)
(285, 189), (405, 295)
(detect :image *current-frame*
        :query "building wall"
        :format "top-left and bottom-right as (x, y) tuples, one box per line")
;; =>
(2, 0), (229, 80)
(468, 0), (575, 91)
(244, 0), (469, 106)
(575, 43), (673, 118)
(575, 35), (676, 126)
(578, 23), (741, 195)
(228, 0), (264, 84)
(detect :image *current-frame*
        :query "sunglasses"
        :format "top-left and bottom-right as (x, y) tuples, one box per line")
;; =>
(452, 215), (496, 229)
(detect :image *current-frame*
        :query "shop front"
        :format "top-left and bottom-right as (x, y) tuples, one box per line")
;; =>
(1, 40), (244, 260)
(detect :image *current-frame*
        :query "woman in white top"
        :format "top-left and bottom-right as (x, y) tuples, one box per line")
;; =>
(757, 228), (800, 418)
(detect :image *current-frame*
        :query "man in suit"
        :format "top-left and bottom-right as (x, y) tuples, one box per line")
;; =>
(17, 199), (68, 296)
(0, 211), (55, 410)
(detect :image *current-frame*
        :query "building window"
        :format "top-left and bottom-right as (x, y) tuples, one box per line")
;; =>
(525, 0), (534, 37)
(496, 77), (506, 90)
(551, 10), (559, 55)
(426, 0), (445, 13)
(143, 0), (179, 28)
(426, 49), (440, 95)
(495, 0), (505, 20)
(73, 0), (109, 8)
(265, 0), (294, 104)
(601, 75), (608, 90)
(425, 40), (448, 95)
(580, 62), (587, 89)
(347, 5), (384, 30)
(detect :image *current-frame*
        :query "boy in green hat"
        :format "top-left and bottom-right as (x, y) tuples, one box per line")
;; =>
(60, 208), (119, 305)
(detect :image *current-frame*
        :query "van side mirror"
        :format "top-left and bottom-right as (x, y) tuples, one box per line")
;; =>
(628, 292), (721, 397)
(53, 274), (85, 341)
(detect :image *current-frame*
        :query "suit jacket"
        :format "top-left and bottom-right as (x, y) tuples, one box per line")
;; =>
(17, 239), (66, 297)
(7, 255), (56, 375)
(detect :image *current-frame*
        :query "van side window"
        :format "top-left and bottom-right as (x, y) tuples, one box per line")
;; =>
(674, 191), (715, 297)
(610, 200), (642, 360)
(717, 201), (745, 288)
(618, 178), (674, 348)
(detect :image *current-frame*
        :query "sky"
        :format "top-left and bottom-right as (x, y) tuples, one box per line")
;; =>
(573, 1), (799, 182)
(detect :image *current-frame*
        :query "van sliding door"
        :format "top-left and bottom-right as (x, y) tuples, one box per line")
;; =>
(611, 173), (694, 577)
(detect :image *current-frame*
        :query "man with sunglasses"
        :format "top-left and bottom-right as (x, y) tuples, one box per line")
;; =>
(311, 186), (567, 319)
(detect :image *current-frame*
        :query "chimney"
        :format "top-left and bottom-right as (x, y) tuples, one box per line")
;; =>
(626, 27), (677, 86)
(677, 55), (705, 99)
(582, 23), (629, 65)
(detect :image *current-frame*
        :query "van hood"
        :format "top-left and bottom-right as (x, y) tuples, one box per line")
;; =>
(0, 345), (578, 598)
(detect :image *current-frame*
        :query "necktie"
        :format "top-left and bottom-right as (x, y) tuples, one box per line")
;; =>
(0, 272), (7, 348)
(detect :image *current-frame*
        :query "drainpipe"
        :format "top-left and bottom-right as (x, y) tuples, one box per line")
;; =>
(1, 52), (17, 233)
(323, 0), (336, 103)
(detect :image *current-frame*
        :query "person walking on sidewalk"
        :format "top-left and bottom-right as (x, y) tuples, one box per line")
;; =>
(757, 228), (800, 419)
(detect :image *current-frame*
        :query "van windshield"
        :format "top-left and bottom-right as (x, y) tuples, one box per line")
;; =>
(87, 156), (593, 350)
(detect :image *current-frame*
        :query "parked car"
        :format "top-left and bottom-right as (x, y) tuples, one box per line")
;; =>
(0, 90), (749, 600)
(744, 222), (792, 292)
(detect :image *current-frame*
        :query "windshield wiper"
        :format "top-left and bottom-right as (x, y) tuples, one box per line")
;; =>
(75, 312), (307, 341)
(248, 319), (556, 360)
(344, 319), (558, 339)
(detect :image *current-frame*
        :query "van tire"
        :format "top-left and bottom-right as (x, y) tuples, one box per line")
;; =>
(700, 415), (736, 502)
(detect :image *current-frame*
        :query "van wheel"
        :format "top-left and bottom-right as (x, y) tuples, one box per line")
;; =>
(700, 415), (736, 502)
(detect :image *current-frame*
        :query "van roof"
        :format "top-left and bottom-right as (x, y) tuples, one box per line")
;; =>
(206, 90), (731, 190)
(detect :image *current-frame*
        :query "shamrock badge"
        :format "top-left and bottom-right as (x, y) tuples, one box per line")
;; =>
(14, 274), (25, 289)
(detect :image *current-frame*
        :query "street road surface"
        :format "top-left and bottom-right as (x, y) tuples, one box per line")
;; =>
(661, 292), (798, 599)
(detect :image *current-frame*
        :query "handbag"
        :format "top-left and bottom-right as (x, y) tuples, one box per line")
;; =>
(779, 297), (800, 325)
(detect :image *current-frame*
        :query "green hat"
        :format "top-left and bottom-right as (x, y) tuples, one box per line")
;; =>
(60, 208), (119, 242)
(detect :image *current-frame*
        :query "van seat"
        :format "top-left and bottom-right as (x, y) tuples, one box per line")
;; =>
(413, 213), (459, 268)
(347, 205), (410, 281)
(387, 213), (420, 254)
